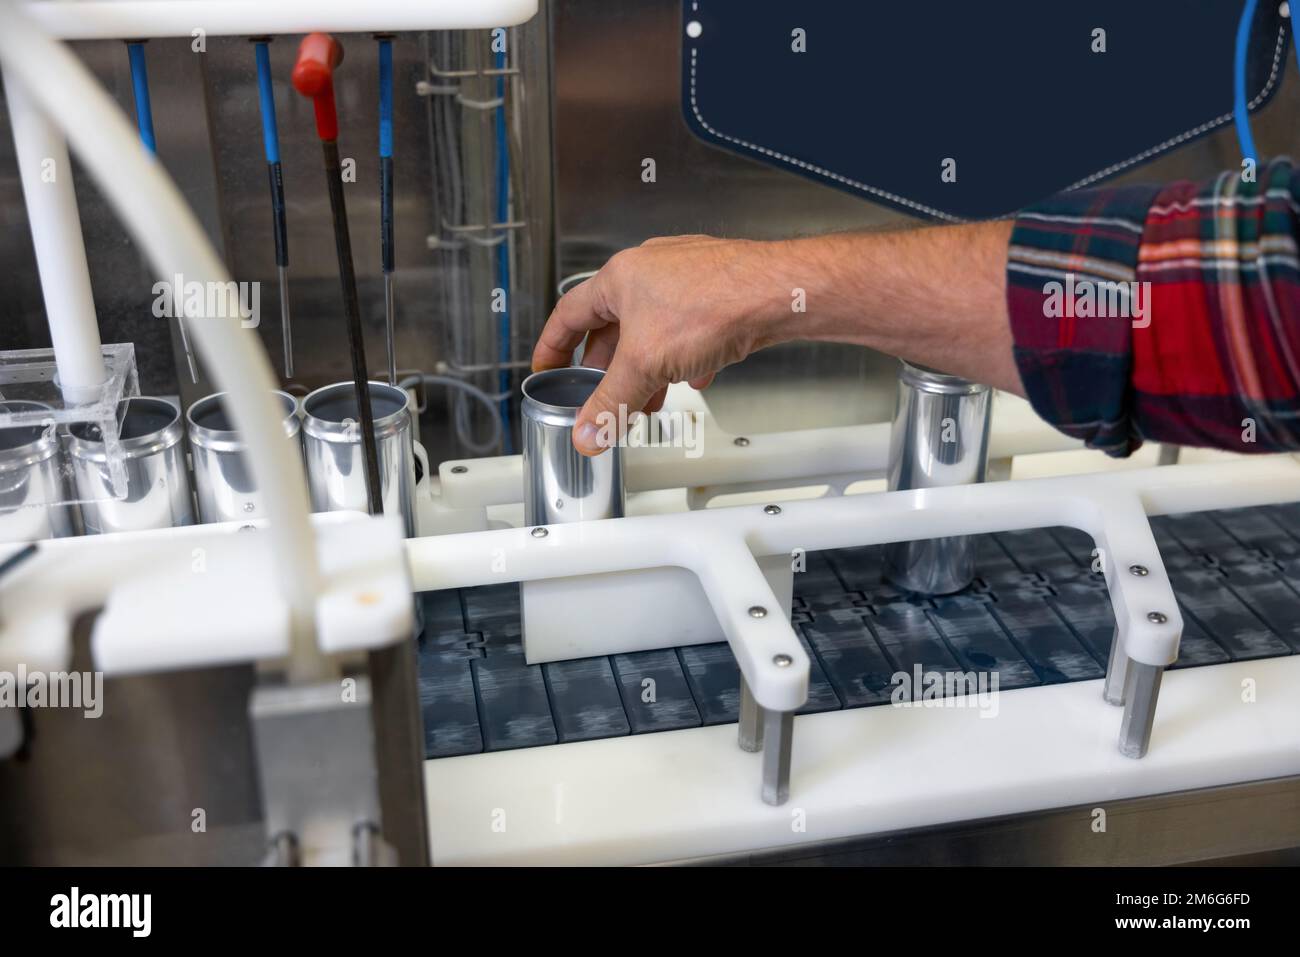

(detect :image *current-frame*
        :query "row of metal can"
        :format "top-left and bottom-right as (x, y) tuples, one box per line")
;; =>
(0, 381), (416, 544)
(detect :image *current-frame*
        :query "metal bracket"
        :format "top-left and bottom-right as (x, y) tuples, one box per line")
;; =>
(250, 675), (396, 866)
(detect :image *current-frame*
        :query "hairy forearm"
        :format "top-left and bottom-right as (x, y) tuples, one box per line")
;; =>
(754, 221), (1023, 393)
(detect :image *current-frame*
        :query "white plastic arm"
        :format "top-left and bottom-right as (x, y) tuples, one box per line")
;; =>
(0, 3), (327, 682)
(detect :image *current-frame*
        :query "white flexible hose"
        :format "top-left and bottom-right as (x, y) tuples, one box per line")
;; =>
(0, 2), (329, 682)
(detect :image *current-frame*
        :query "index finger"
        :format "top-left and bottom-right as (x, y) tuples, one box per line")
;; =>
(531, 275), (611, 372)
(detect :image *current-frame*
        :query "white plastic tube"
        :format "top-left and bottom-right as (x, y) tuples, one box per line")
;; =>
(2, 72), (106, 404)
(0, 2), (328, 682)
(22, 0), (539, 38)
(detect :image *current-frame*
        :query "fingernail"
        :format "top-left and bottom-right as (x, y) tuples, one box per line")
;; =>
(576, 422), (600, 452)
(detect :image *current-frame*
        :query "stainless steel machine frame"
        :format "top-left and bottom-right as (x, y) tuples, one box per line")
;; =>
(301, 381), (416, 537)
(65, 396), (194, 534)
(0, 399), (75, 543)
(882, 361), (992, 594)
(187, 390), (300, 525)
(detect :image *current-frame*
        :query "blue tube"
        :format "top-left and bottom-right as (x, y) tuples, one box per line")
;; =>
(126, 42), (157, 155)
(1234, 0), (1260, 165)
(254, 41), (281, 165)
(378, 39), (394, 159)
(494, 40), (513, 453)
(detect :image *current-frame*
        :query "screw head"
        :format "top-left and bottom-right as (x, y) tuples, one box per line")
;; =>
(530, 526), (548, 538)
(1128, 564), (1149, 577)
(243, 502), (256, 513)
(763, 504), (782, 515)
(748, 605), (767, 619)
(733, 436), (750, 447)
(1147, 611), (1167, 624)
(450, 465), (468, 474)
(773, 654), (793, 668)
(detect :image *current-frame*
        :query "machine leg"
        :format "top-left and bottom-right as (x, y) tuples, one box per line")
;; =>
(761, 709), (794, 806)
(1118, 660), (1163, 758)
(1103, 627), (1128, 706)
(738, 676), (764, 753)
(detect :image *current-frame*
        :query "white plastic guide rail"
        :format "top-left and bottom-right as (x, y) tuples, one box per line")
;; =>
(20, 1), (539, 38)
(407, 455), (1300, 805)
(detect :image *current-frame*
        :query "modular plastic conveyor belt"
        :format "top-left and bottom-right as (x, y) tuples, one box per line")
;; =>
(415, 503), (1300, 759)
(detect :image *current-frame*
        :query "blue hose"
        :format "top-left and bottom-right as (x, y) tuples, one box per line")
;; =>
(494, 40), (513, 454)
(126, 42), (157, 155)
(378, 39), (394, 160)
(1234, 0), (1260, 166)
(254, 41), (281, 165)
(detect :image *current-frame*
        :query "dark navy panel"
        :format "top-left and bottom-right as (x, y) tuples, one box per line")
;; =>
(682, 1), (1289, 219)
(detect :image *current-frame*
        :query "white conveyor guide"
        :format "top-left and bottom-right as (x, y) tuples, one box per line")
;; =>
(414, 408), (1300, 865)
(425, 657), (1300, 866)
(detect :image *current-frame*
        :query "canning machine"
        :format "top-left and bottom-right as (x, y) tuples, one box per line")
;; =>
(1, 0), (1298, 867)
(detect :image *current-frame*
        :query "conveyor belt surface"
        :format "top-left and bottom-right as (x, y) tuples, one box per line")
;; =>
(417, 503), (1300, 759)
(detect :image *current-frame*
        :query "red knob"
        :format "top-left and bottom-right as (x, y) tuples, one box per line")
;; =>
(292, 32), (344, 141)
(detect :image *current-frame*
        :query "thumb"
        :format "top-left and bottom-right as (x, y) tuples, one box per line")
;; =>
(573, 357), (658, 455)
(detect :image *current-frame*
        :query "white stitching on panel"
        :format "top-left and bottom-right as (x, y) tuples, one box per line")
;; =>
(686, 13), (1287, 221)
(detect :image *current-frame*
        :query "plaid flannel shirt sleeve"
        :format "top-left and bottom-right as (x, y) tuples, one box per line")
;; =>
(1006, 158), (1300, 456)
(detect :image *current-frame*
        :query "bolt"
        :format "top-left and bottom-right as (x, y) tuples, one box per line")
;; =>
(733, 436), (750, 447)
(1147, 611), (1167, 624)
(450, 465), (468, 474)
(243, 502), (256, 513)
(763, 504), (782, 515)
(773, 653), (793, 668)
(1128, 564), (1149, 577)
(531, 526), (548, 538)
(748, 605), (767, 619)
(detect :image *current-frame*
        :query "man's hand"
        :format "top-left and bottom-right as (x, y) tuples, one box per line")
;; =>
(532, 223), (1020, 456)
(532, 235), (789, 454)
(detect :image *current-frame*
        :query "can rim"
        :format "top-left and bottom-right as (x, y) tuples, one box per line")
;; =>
(301, 381), (410, 443)
(187, 390), (299, 453)
(521, 366), (604, 426)
(64, 397), (183, 463)
(898, 360), (989, 396)
(0, 400), (59, 471)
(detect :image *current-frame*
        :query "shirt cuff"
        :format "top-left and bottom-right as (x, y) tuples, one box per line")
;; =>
(1005, 183), (1163, 457)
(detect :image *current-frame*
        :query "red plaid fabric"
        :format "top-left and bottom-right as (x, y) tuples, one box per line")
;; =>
(1007, 158), (1300, 455)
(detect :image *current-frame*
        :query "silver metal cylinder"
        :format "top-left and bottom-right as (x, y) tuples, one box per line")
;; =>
(301, 381), (416, 537)
(883, 361), (992, 595)
(187, 390), (300, 525)
(0, 400), (75, 543)
(66, 396), (194, 534)
(521, 367), (625, 526)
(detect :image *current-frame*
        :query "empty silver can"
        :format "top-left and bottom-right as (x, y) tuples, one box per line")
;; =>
(66, 396), (194, 534)
(187, 390), (300, 525)
(301, 381), (416, 537)
(0, 400), (75, 543)
(882, 361), (992, 595)
(521, 366), (625, 526)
